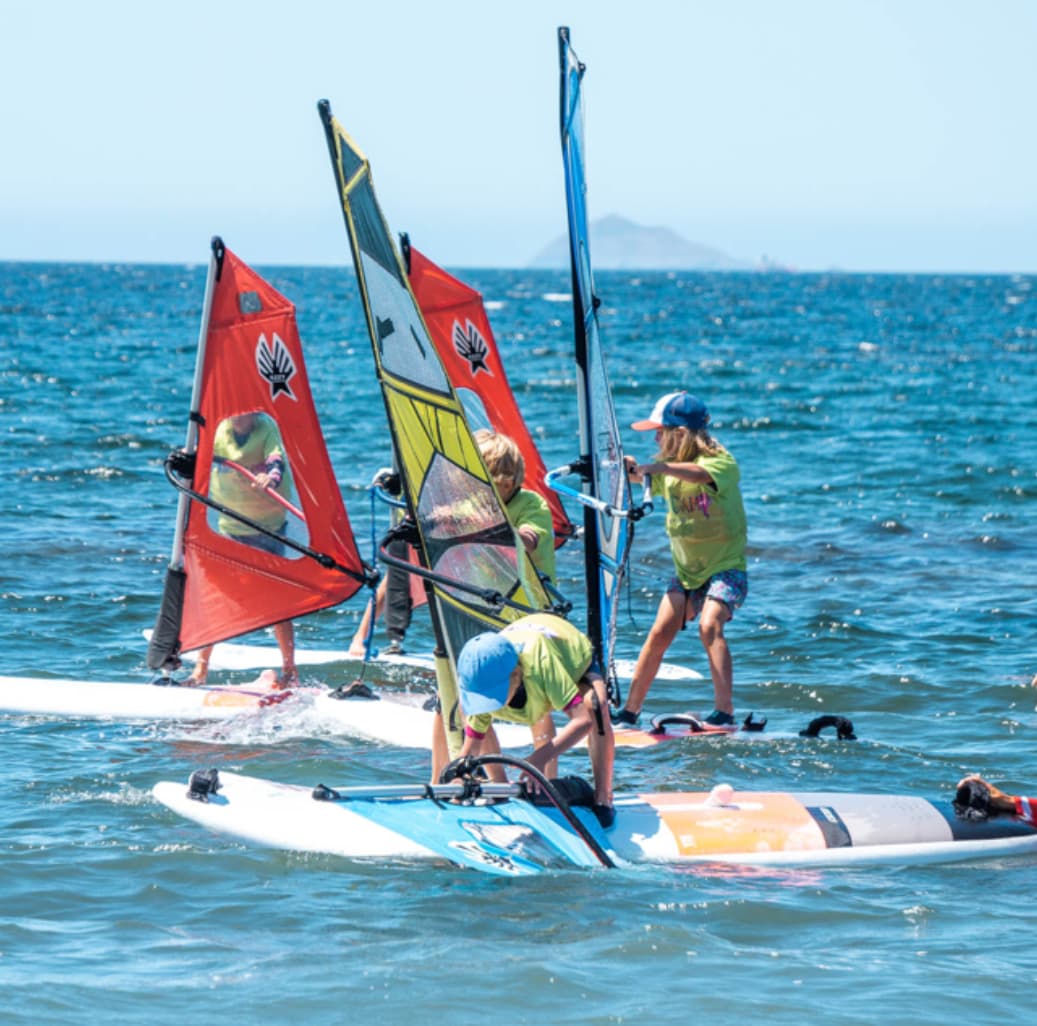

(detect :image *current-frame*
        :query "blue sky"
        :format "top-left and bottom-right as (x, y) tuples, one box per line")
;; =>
(3, 0), (1036, 271)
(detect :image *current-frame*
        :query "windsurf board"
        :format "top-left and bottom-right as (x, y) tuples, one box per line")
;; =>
(153, 769), (1037, 873)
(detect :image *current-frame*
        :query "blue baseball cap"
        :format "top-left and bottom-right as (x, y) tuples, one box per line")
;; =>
(631, 391), (710, 431)
(457, 632), (519, 715)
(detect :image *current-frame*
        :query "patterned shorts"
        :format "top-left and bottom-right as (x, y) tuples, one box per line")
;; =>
(668, 568), (748, 621)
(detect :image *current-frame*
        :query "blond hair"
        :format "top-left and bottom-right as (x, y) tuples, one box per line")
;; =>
(475, 430), (525, 485)
(655, 425), (725, 463)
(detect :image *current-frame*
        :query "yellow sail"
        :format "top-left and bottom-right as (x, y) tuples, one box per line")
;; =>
(318, 100), (555, 753)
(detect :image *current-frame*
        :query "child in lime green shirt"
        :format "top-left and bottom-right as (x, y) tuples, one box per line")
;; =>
(616, 392), (747, 728)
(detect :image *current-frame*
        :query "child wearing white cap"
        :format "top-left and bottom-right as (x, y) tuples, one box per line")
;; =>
(618, 392), (748, 727)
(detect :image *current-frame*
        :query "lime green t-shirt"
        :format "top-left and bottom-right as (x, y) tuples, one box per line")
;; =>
(466, 613), (592, 734)
(209, 415), (294, 536)
(653, 449), (747, 590)
(506, 488), (556, 581)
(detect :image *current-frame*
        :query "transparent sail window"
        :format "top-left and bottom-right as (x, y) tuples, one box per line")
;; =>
(206, 411), (308, 559)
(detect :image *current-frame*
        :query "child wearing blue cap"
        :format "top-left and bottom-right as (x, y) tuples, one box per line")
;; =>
(455, 612), (615, 826)
(617, 392), (748, 727)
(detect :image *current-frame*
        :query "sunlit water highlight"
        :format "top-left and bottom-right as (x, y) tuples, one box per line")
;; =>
(2, 262), (1035, 1024)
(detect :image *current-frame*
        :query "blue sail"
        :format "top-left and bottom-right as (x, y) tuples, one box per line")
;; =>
(552, 26), (643, 704)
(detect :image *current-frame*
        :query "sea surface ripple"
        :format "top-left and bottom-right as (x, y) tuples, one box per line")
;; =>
(1, 262), (1035, 1024)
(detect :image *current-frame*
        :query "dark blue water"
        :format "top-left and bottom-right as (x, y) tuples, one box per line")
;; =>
(2, 262), (1036, 1024)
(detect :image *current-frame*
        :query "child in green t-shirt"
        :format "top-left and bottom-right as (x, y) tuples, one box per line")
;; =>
(474, 430), (556, 583)
(474, 430), (559, 771)
(456, 613), (615, 827)
(186, 412), (298, 688)
(616, 392), (748, 728)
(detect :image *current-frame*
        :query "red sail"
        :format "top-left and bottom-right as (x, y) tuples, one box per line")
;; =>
(407, 246), (574, 548)
(179, 247), (366, 651)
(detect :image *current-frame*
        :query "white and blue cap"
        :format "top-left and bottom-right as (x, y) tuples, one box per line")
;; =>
(631, 391), (710, 432)
(457, 632), (519, 715)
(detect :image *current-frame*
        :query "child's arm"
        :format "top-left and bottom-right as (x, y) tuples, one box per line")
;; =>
(636, 460), (715, 487)
(516, 524), (540, 553)
(511, 490), (552, 554)
(624, 454), (645, 484)
(954, 775), (1034, 821)
(458, 722), (508, 783)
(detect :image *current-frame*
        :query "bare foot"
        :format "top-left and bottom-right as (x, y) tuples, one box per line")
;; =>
(276, 668), (300, 691)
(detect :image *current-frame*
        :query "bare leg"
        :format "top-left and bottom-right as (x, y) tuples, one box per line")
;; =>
(480, 726), (508, 782)
(433, 714), (509, 784)
(699, 599), (733, 714)
(273, 620), (297, 687)
(531, 713), (558, 779)
(430, 709), (449, 783)
(583, 680), (614, 806)
(622, 590), (687, 715)
(185, 646), (213, 685)
(349, 578), (387, 656)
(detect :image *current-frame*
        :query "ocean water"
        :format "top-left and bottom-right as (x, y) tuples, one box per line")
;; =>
(1, 261), (1036, 1024)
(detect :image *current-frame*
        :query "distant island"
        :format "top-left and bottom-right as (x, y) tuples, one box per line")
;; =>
(529, 214), (754, 271)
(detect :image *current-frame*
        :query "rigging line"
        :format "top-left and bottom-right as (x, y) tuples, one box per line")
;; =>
(163, 458), (377, 587)
(369, 483), (407, 511)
